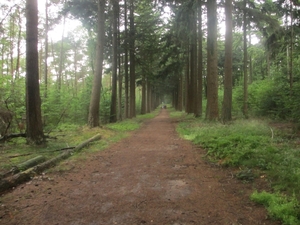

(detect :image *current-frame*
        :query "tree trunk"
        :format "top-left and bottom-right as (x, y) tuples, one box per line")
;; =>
(141, 73), (146, 114)
(58, 16), (66, 91)
(249, 33), (253, 84)
(196, 0), (203, 117)
(243, 0), (248, 118)
(44, 0), (49, 99)
(190, 8), (197, 116)
(124, 0), (129, 119)
(222, 0), (233, 122)
(206, 0), (219, 120)
(178, 74), (183, 111)
(147, 80), (151, 113)
(25, 0), (44, 145)
(118, 34), (123, 121)
(185, 46), (192, 114)
(43, 0), (49, 127)
(289, 3), (293, 90)
(15, 7), (22, 80)
(129, 0), (136, 118)
(110, 0), (118, 123)
(88, 0), (105, 127)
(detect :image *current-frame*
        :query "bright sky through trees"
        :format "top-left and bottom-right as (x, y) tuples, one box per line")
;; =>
(38, 0), (82, 42)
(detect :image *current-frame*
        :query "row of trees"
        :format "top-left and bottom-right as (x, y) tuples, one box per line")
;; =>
(164, 0), (299, 123)
(1, 0), (300, 143)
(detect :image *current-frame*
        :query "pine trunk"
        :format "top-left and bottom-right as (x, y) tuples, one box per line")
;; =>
(88, 0), (105, 127)
(146, 80), (151, 113)
(222, 0), (233, 122)
(110, 0), (118, 123)
(124, 0), (129, 119)
(206, 0), (219, 120)
(243, 0), (248, 118)
(25, 0), (44, 144)
(129, 0), (136, 118)
(196, 0), (203, 117)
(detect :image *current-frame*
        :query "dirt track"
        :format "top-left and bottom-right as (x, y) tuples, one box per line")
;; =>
(0, 109), (279, 225)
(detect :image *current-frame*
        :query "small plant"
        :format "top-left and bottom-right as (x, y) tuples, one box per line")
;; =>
(251, 191), (300, 225)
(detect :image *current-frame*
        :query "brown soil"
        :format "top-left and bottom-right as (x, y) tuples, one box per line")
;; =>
(0, 110), (280, 225)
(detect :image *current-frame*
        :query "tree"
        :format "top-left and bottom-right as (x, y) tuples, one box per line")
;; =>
(25, 0), (44, 144)
(123, 0), (129, 118)
(243, 0), (248, 118)
(206, 0), (219, 120)
(109, 0), (118, 123)
(129, 0), (136, 118)
(222, 0), (233, 122)
(196, 0), (203, 118)
(88, 0), (105, 127)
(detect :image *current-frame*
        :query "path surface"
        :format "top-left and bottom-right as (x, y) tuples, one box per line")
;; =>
(0, 110), (279, 225)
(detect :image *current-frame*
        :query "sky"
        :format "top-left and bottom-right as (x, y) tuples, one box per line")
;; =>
(38, 0), (82, 42)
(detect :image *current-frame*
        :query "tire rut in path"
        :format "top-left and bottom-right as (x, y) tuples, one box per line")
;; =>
(1, 109), (279, 225)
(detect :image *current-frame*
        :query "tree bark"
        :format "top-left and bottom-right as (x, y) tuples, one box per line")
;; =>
(124, 0), (129, 119)
(117, 9), (122, 121)
(88, 0), (105, 127)
(178, 73), (183, 111)
(25, 0), (44, 144)
(206, 0), (219, 120)
(57, 16), (66, 91)
(141, 72), (146, 114)
(196, 0), (203, 117)
(190, 8), (197, 116)
(129, 0), (136, 118)
(44, 0), (49, 99)
(222, 0), (233, 122)
(110, 0), (118, 123)
(243, 0), (248, 118)
(289, 3), (293, 90)
(146, 80), (151, 113)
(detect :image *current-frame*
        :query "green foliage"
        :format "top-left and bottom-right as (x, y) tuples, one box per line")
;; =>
(251, 191), (300, 225)
(232, 76), (300, 122)
(177, 116), (300, 195)
(179, 119), (271, 166)
(176, 115), (300, 223)
(106, 120), (140, 132)
(105, 109), (158, 132)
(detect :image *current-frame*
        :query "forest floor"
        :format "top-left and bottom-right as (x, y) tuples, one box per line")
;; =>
(0, 109), (280, 225)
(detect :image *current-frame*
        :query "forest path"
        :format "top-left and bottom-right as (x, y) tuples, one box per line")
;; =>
(0, 109), (278, 225)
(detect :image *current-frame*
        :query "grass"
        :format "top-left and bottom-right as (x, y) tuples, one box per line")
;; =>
(0, 110), (158, 175)
(173, 110), (300, 224)
(251, 191), (300, 225)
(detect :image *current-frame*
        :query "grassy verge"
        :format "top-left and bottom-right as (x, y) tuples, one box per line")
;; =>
(0, 109), (159, 174)
(171, 110), (300, 225)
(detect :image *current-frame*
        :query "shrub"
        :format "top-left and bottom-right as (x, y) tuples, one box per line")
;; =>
(251, 191), (300, 225)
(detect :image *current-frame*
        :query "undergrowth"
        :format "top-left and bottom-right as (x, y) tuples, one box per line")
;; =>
(172, 110), (300, 224)
(251, 191), (300, 225)
(0, 110), (158, 174)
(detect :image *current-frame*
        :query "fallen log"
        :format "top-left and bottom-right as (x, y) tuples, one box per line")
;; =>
(0, 133), (26, 142)
(8, 153), (32, 158)
(34, 134), (101, 173)
(17, 155), (46, 172)
(73, 134), (102, 152)
(8, 147), (76, 159)
(0, 134), (101, 193)
(0, 155), (46, 179)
